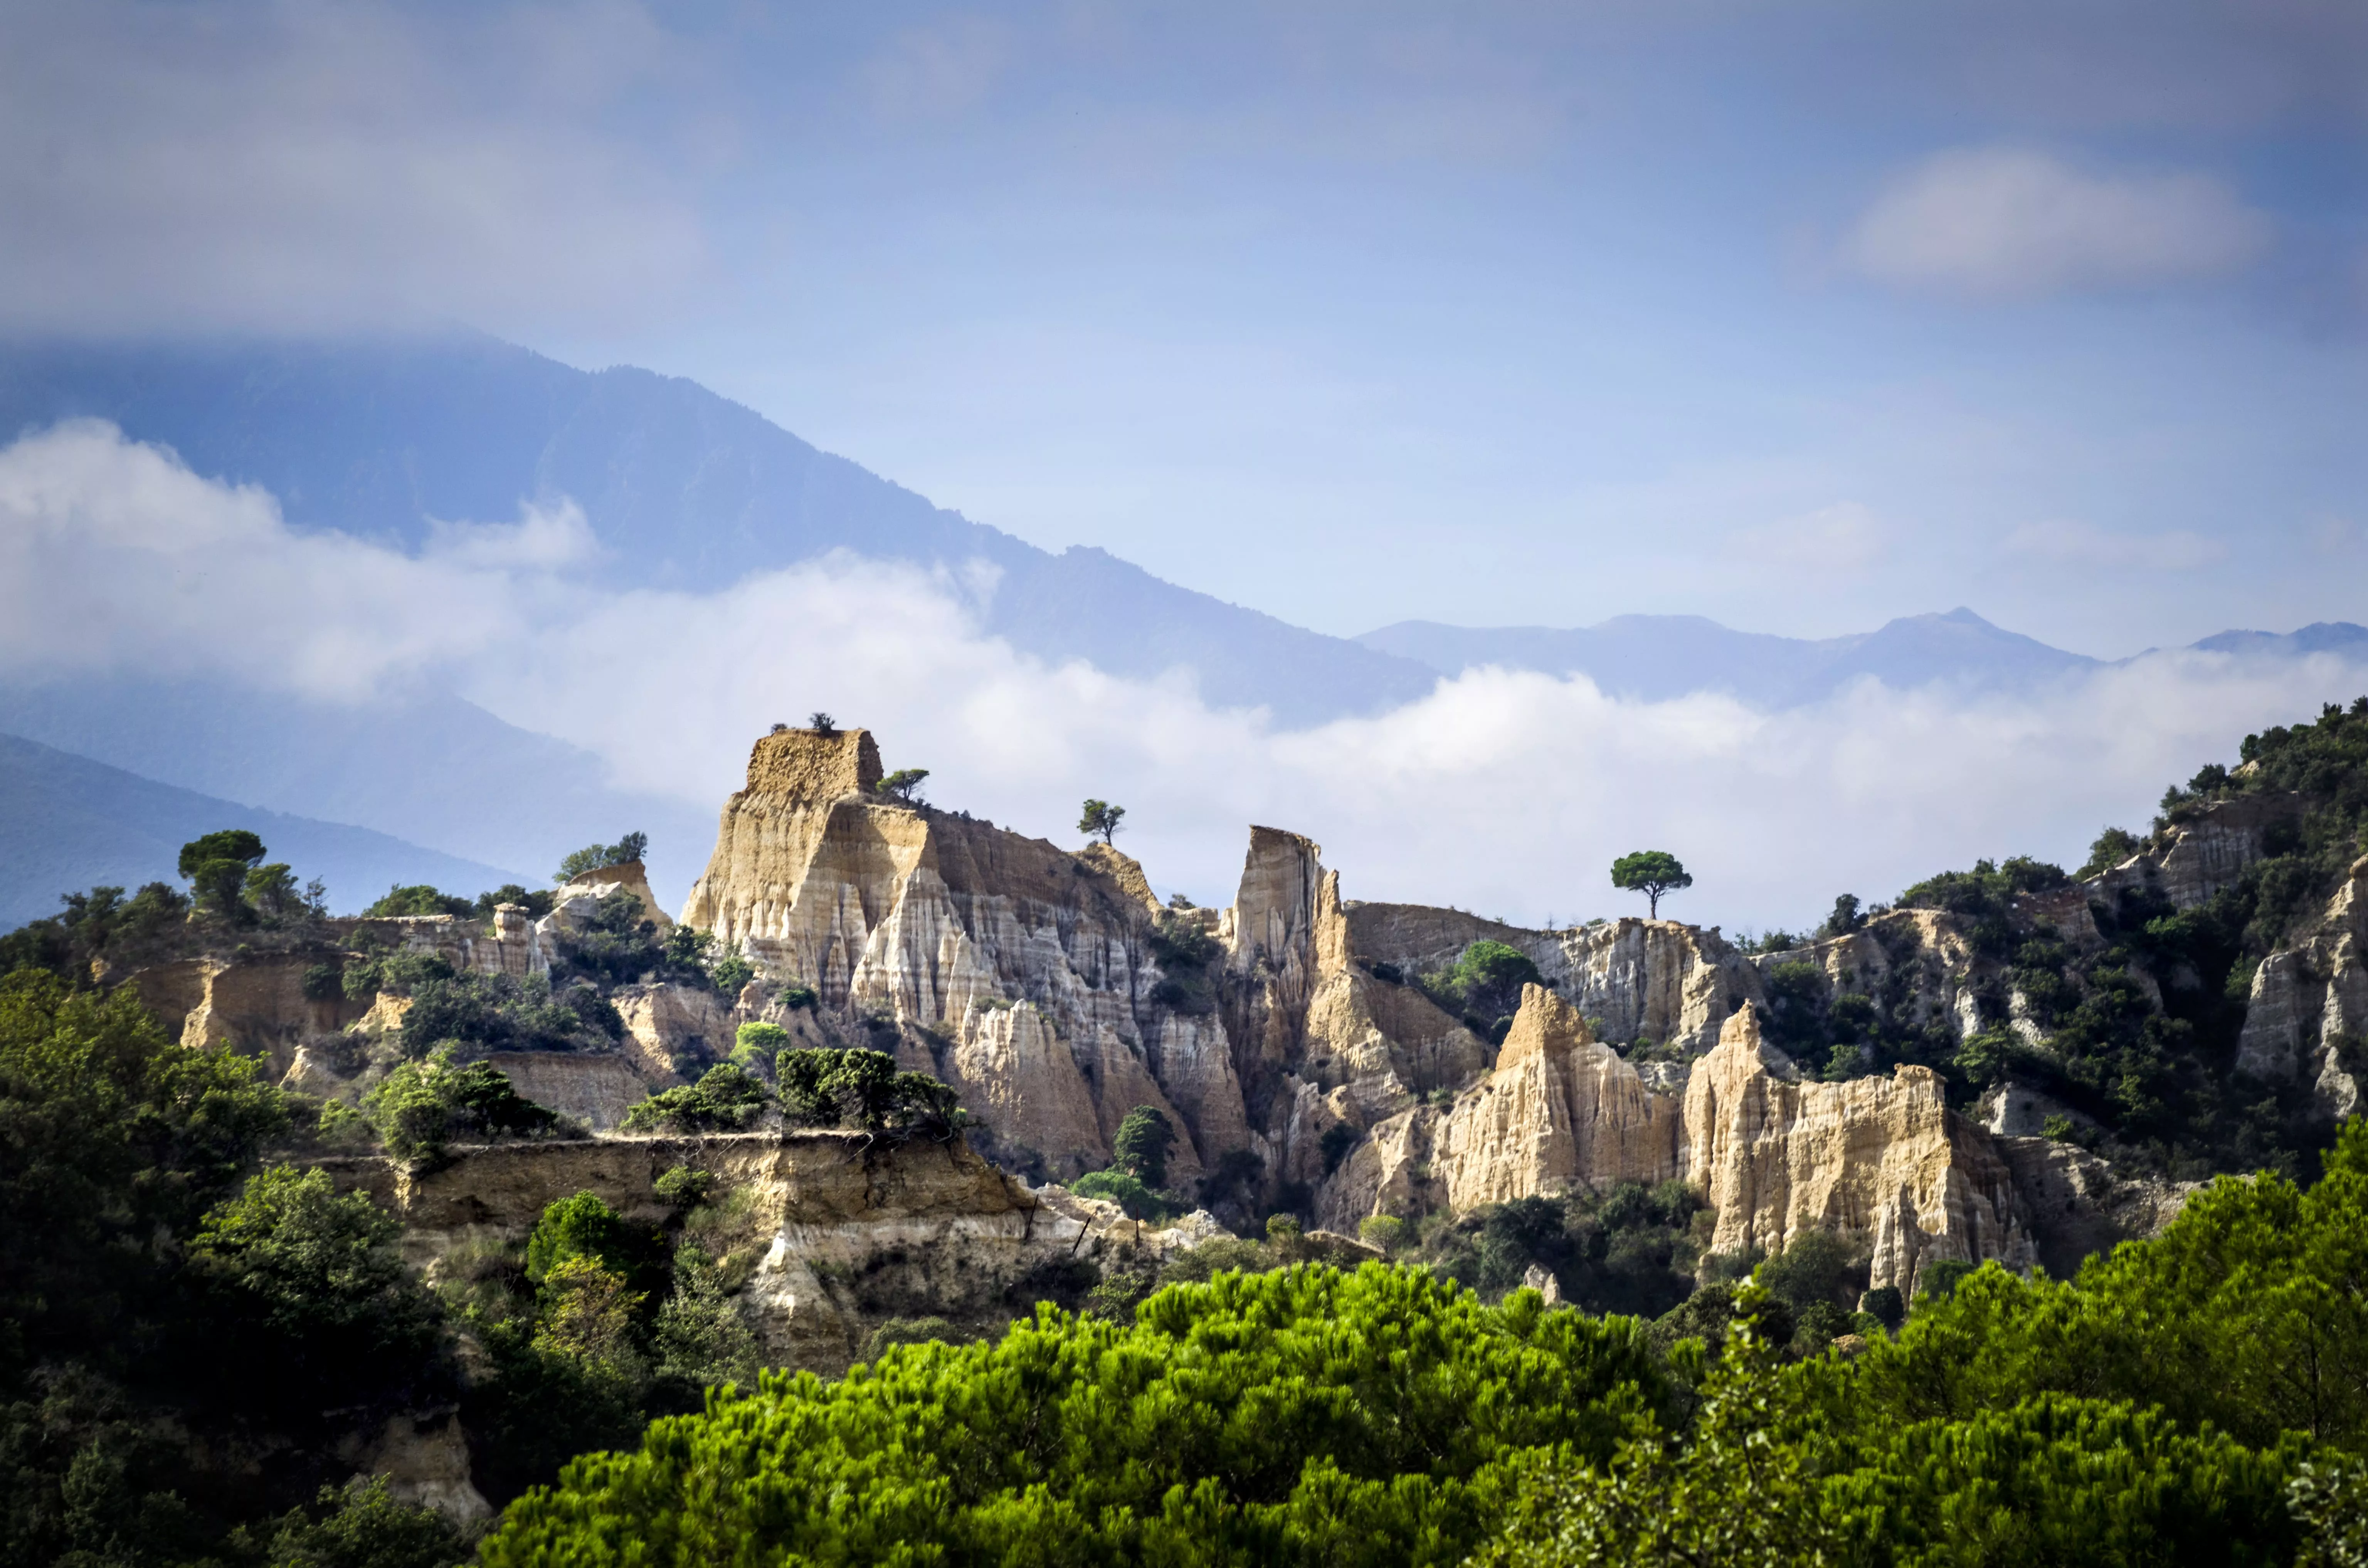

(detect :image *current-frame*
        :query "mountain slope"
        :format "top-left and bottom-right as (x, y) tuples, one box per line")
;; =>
(0, 731), (527, 925)
(0, 677), (716, 904)
(0, 334), (1435, 723)
(1358, 608), (2101, 705)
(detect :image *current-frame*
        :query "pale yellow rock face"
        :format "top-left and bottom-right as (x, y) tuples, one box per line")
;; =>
(1434, 985), (1686, 1210)
(674, 727), (1241, 1176)
(326, 1130), (1211, 1376)
(130, 954), (367, 1077)
(552, 859), (675, 933)
(614, 982), (731, 1079)
(481, 1052), (658, 1133)
(1680, 1006), (2033, 1293)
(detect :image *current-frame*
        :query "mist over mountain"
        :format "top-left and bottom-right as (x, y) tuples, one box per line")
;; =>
(0, 334), (1435, 726)
(1360, 609), (2368, 706)
(2, 333), (2361, 931)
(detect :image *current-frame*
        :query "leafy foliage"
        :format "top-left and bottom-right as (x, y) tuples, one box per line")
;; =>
(0, 881), (192, 987)
(1409, 1182), (1706, 1317)
(361, 1047), (562, 1161)
(556, 831), (650, 885)
(550, 891), (665, 988)
(482, 1264), (1668, 1568)
(185, 1165), (450, 1424)
(621, 1062), (773, 1133)
(1419, 939), (1545, 1044)
(772, 1047), (966, 1137)
(875, 767), (930, 804)
(1112, 1103), (1176, 1185)
(1078, 797), (1126, 844)
(1070, 1168), (1186, 1222)
(1610, 850), (1692, 918)
(361, 884), (477, 918)
(398, 968), (623, 1058)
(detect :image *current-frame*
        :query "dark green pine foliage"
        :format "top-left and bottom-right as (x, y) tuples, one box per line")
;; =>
(482, 1264), (1668, 1568)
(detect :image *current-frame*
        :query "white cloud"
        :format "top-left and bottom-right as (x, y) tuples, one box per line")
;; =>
(1731, 501), (1889, 572)
(2003, 518), (2226, 570)
(5, 422), (2364, 931)
(1842, 146), (2271, 299)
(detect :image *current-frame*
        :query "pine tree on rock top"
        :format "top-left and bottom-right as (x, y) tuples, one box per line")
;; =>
(1610, 851), (1692, 919)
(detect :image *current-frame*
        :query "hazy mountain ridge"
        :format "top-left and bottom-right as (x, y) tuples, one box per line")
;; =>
(0, 731), (523, 924)
(0, 334), (1435, 724)
(1359, 608), (2368, 707)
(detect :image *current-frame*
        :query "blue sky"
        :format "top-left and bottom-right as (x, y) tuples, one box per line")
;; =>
(3, 2), (2360, 655)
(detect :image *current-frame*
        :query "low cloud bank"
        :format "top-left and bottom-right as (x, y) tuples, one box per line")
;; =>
(5, 422), (2360, 931)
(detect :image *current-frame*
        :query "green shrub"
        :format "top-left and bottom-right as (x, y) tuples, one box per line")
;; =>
(1112, 1103), (1176, 1185)
(482, 1264), (1669, 1568)
(361, 884), (475, 918)
(772, 1047), (965, 1136)
(557, 832), (648, 884)
(622, 1062), (773, 1134)
(253, 1474), (477, 1568)
(185, 1165), (447, 1423)
(362, 1049), (560, 1161)
(652, 1165), (712, 1210)
(1071, 1168), (1183, 1222)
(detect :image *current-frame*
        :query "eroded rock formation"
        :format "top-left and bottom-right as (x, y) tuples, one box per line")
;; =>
(326, 1130), (1210, 1376)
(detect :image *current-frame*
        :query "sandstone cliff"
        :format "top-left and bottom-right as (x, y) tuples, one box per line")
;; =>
(2234, 854), (2368, 1119)
(326, 1129), (1208, 1376)
(666, 725), (2216, 1279)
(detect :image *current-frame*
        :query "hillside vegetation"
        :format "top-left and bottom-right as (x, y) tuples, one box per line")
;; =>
(9, 701), (2368, 1566)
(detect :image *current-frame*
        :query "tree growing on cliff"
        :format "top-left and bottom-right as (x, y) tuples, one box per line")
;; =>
(178, 828), (267, 918)
(809, 711), (838, 737)
(1610, 851), (1691, 919)
(1078, 799), (1125, 845)
(1112, 1105), (1176, 1187)
(556, 831), (649, 884)
(876, 767), (929, 805)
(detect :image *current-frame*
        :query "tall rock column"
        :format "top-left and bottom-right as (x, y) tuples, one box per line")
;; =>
(1434, 984), (1685, 1209)
(1681, 1006), (2033, 1293)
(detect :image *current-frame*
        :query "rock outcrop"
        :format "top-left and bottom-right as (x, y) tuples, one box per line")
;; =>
(130, 954), (368, 1076)
(664, 724), (2212, 1277)
(676, 727), (1248, 1178)
(2234, 855), (2368, 1118)
(1681, 1006), (2033, 1293)
(1431, 985), (1683, 1209)
(326, 1130), (1211, 1376)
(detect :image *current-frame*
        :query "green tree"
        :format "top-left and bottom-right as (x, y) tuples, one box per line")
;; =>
(808, 712), (837, 737)
(1609, 851), (1691, 919)
(1, 972), (288, 1376)
(362, 884), (475, 918)
(876, 768), (930, 805)
(730, 1020), (791, 1072)
(772, 1048), (965, 1137)
(255, 1475), (475, 1568)
(362, 1048), (559, 1162)
(186, 1165), (448, 1423)
(621, 1062), (774, 1133)
(1071, 1169), (1181, 1222)
(1112, 1104), (1176, 1186)
(481, 1264), (1669, 1568)
(179, 828), (268, 917)
(525, 1190), (666, 1299)
(1078, 798), (1126, 845)
(556, 831), (649, 884)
